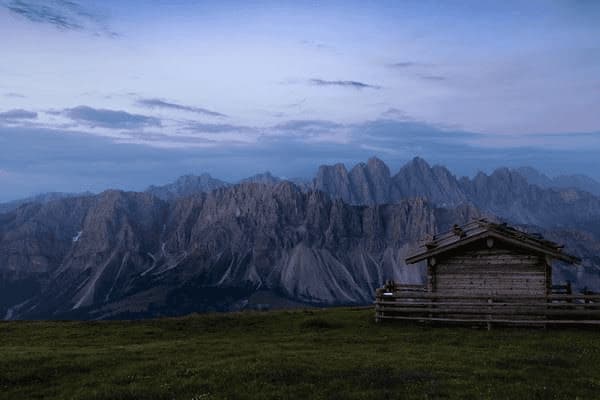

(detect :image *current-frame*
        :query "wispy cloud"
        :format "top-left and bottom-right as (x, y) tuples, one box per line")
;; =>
(272, 119), (348, 143)
(308, 78), (381, 90)
(2, 0), (118, 37)
(274, 120), (343, 131)
(0, 109), (38, 120)
(388, 61), (420, 69)
(115, 131), (219, 148)
(420, 75), (446, 81)
(380, 108), (411, 120)
(300, 40), (336, 52)
(4, 92), (26, 98)
(63, 106), (160, 129)
(182, 122), (255, 134)
(136, 98), (227, 118)
(387, 61), (439, 69)
(283, 98), (307, 109)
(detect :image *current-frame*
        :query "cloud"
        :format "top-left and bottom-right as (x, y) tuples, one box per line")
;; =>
(182, 122), (255, 134)
(283, 98), (306, 109)
(387, 61), (438, 70)
(272, 120), (348, 143)
(300, 40), (335, 52)
(0, 109), (38, 120)
(356, 119), (481, 145)
(63, 106), (160, 129)
(308, 78), (381, 90)
(1, 119), (600, 202)
(388, 61), (419, 69)
(115, 131), (219, 148)
(4, 92), (25, 98)
(274, 120), (343, 131)
(136, 98), (227, 118)
(420, 75), (446, 81)
(380, 108), (411, 120)
(2, 0), (118, 37)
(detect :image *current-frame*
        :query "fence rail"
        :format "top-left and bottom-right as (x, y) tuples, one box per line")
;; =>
(374, 286), (600, 328)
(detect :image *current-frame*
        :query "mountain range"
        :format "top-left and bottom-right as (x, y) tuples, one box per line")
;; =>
(1, 157), (599, 320)
(516, 167), (600, 196)
(0, 191), (93, 214)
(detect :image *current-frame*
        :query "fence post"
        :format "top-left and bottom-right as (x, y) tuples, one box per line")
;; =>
(487, 294), (492, 331)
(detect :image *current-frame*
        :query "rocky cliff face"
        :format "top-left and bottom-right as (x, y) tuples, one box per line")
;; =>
(0, 183), (482, 319)
(460, 168), (600, 237)
(313, 156), (466, 206)
(315, 157), (600, 238)
(392, 157), (466, 207)
(313, 157), (396, 205)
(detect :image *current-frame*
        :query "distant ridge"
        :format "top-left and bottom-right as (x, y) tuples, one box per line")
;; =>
(3, 158), (600, 238)
(4, 158), (599, 212)
(516, 166), (600, 196)
(0, 191), (94, 214)
(145, 173), (230, 201)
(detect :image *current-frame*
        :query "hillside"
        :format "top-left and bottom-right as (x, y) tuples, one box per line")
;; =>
(1, 307), (600, 400)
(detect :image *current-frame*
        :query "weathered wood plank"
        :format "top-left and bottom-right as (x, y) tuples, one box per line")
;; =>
(375, 300), (600, 308)
(376, 315), (600, 325)
(435, 277), (546, 284)
(375, 306), (600, 317)
(375, 293), (600, 300)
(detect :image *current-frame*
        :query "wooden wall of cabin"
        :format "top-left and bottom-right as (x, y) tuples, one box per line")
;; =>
(428, 244), (548, 297)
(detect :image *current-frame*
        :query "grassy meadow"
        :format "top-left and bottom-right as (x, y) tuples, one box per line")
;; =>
(1, 307), (599, 399)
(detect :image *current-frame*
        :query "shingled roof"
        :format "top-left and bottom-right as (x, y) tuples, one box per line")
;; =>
(405, 219), (581, 264)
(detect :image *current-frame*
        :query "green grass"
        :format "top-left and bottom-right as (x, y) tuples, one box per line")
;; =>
(1, 307), (599, 399)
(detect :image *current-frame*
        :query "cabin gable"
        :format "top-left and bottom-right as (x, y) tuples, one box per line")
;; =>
(419, 229), (559, 297)
(429, 241), (548, 297)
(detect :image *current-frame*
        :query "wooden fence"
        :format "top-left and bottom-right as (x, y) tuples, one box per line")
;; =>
(375, 284), (600, 328)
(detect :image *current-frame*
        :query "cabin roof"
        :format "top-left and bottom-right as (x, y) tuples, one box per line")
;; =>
(405, 219), (580, 265)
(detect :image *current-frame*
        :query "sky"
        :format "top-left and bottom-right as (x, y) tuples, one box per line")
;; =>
(0, 0), (599, 201)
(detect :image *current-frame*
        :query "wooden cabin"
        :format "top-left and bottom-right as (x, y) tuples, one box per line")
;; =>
(375, 219), (600, 327)
(405, 220), (579, 298)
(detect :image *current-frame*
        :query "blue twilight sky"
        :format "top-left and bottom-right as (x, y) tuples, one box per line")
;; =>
(0, 0), (599, 201)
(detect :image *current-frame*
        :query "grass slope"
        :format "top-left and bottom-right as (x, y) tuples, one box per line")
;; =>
(1, 307), (599, 399)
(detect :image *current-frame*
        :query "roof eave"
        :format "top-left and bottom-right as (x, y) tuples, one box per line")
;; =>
(405, 231), (492, 264)
(405, 231), (580, 265)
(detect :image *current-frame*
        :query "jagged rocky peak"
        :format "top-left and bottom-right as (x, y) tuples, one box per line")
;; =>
(314, 157), (394, 205)
(515, 166), (553, 187)
(346, 158), (389, 205)
(490, 167), (529, 183)
(405, 156), (431, 171)
(0, 191), (94, 215)
(356, 157), (392, 204)
(465, 168), (530, 199)
(145, 173), (229, 200)
(516, 166), (600, 196)
(314, 162), (353, 202)
(240, 171), (281, 185)
(393, 157), (466, 207)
